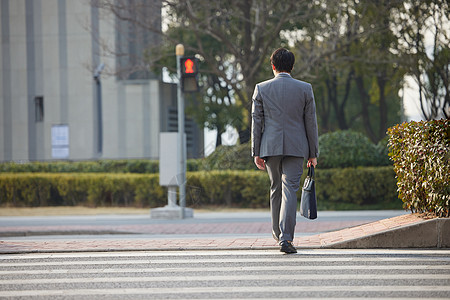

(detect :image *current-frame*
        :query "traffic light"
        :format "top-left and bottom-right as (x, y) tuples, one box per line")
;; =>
(180, 56), (199, 92)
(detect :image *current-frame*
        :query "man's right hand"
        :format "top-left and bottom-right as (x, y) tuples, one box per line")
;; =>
(307, 157), (317, 168)
(254, 156), (266, 170)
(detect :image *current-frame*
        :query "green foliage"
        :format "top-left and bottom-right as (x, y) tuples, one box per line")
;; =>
(388, 119), (450, 217)
(0, 173), (166, 208)
(0, 167), (400, 210)
(392, 0), (449, 120)
(189, 167), (400, 210)
(376, 135), (392, 166)
(0, 159), (202, 174)
(151, 0), (309, 141)
(315, 167), (399, 210)
(318, 130), (390, 168)
(294, 1), (404, 142)
(186, 171), (270, 208)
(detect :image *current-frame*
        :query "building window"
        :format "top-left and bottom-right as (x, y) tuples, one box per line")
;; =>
(35, 96), (44, 122)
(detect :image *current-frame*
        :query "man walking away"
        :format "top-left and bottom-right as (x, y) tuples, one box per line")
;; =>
(251, 48), (319, 254)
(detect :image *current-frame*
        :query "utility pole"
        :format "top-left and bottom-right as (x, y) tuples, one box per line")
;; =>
(151, 44), (193, 219)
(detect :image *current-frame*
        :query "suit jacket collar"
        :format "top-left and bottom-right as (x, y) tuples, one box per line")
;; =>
(275, 73), (292, 78)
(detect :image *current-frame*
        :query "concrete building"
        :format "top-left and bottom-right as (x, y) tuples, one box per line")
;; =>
(0, 0), (203, 162)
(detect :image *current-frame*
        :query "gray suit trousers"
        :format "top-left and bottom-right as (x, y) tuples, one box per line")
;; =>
(265, 156), (304, 243)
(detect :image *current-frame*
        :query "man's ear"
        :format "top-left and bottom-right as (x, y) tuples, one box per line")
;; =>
(272, 64), (276, 70)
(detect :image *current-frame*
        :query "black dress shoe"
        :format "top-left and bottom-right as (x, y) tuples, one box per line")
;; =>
(280, 241), (297, 254)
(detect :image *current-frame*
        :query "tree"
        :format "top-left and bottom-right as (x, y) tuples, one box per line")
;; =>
(92, 0), (318, 144)
(93, 0), (430, 145)
(293, 0), (405, 142)
(293, 0), (357, 133)
(184, 73), (244, 147)
(392, 0), (450, 120)
(352, 0), (405, 142)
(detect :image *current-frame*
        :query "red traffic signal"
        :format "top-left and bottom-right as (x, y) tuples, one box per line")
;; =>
(180, 57), (198, 76)
(180, 56), (199, 92)
(184, 58), (195, 74)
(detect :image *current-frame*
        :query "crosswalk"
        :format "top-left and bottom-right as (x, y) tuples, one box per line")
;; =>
(1, 249), (449, 299)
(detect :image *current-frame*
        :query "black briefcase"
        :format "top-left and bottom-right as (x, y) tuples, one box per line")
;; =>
(300, 166), (317, 219)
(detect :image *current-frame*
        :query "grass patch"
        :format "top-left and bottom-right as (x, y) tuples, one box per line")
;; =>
(0, 206), (269, 217)
(0, 206), (150, 216)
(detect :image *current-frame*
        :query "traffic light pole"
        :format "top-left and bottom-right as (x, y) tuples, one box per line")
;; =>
(151, 45), (192, 219)
(175, 44), (187, 216)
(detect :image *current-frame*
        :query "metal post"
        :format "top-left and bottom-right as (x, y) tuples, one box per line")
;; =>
(94, 63), (104, 156)
(150, 46), (192, 219)
(175, 44), (186, 214)
(167, 186), (177, 207)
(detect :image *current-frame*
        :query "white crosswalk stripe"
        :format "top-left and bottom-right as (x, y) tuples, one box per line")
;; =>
(1, 249), (449, 299)
(1, 264), (449, 276)
(1, 256), (444, 267)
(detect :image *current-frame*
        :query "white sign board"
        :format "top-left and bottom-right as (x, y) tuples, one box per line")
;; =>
(51, 124), (69, 159)
(159, 132), (179, 186)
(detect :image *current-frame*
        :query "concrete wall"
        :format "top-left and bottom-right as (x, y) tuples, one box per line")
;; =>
(0, 0), (203, 161)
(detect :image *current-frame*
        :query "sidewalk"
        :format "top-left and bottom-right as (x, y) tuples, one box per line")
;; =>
(0, 211), (428, 254)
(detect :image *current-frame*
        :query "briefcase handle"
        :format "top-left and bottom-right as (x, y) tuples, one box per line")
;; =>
(307, 165), (315, 178)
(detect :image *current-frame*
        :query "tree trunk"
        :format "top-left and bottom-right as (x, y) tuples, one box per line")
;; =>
(355, 75), (377, 142)
(216, 127), (223, 147)
(326, 72), (348, 130)
(339, 68), (354, 128)
(377, 74), (388, 139)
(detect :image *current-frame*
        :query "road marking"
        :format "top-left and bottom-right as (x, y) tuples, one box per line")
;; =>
(2, 249), (450, 259)
(0, 274), (449, 285)
(1, 264), (449, 275)
(0, 286), (449, 297)
(1, 250), (448, 298)
(1, 256), (446, 267)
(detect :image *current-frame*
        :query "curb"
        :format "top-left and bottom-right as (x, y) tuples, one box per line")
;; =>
(0, 231), (133, 237)
(327, 217), (450, 249)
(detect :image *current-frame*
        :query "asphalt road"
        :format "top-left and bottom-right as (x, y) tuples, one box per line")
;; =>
(0, 210), (408, 240)
(0, 210), (407, 229)
(1, 249), (449, 299)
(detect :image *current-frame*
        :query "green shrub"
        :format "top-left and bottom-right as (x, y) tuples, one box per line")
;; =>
(318, 130), (389, 168)
(376, 136), (392, 166)
(0, 173), (166, 208)
(186, 167), (399, 209)
(0, 167), (400, 210)
(388, 119), (449, 217)
(0, 160), (160, 174)
(0, 159), (203, 174)
(315, 166), (399, 209)
(185, 170), (270, 208)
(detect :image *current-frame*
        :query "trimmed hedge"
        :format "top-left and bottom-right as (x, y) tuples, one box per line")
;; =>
(388, 119), (449, 217)
(0, 159), (201, 174)
(0, 173), (166, 208)
(0, 167), (400, 210)
(315, 167), (399, 210)
(318, 130), (391, 168)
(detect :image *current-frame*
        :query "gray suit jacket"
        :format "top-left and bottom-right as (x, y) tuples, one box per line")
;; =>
(251, 73), (319, 159)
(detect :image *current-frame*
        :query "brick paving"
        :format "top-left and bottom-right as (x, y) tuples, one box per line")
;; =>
(0, 214), (426, 254)
(0, 220), (367, 235)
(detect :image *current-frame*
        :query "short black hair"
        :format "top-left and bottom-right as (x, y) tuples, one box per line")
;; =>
(270, 48), (295, 73)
